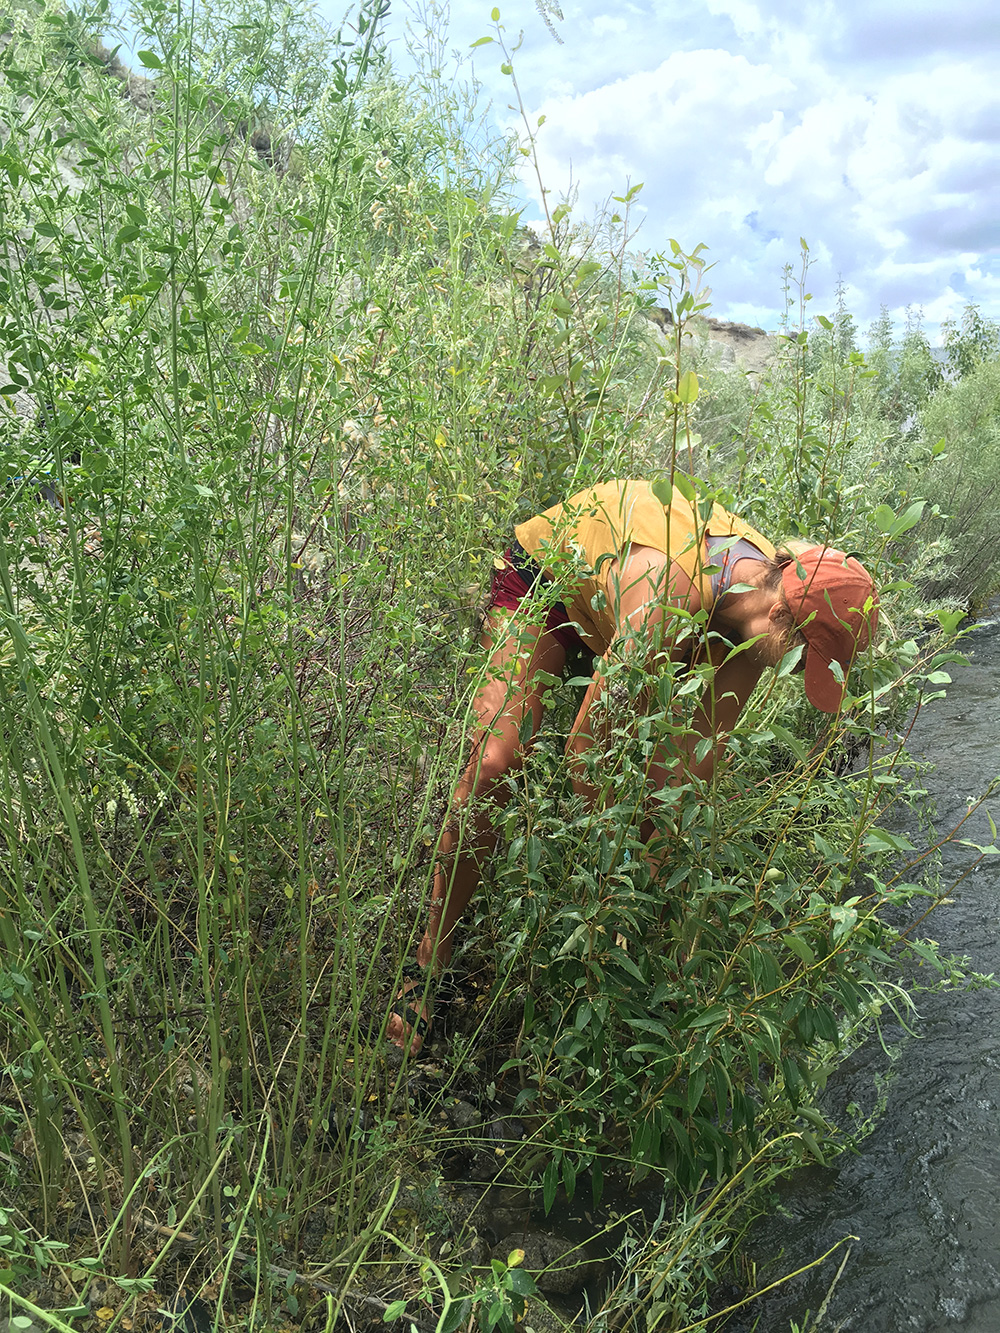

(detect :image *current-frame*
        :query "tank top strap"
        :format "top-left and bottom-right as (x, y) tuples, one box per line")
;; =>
(705, 533), (771, 599)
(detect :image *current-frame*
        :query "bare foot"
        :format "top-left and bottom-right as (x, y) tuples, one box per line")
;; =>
(386, 977), (434, 1054)
(416, 929), (451, 973)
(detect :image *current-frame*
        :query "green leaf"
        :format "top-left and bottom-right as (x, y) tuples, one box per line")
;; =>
(440, 1300), (472, 1333)
(875, 498), (925, 539)
(783, 933), (815, 965)
(672, 473), (696, 504)
(382, 1299), (407, 1321)
(651, 478), (672, 508)
(556, 923), (588, 957)
(686, 1066), (707, 1112)
(775, 642), (806, 679)
(125, 203), (147, 226)
(542, 1157), (558, 1214)
(872, 503), (896, 533)
(907, 938), (943, 968)
(694, 736), (713, 764)
(506, 1268), (536, 1297)
(687, 1003), (728, 1029)
(864, 827), (916, 852)
(470, 35), (494, 45)
(765, 721), (808, 762)
(811, 1003), (838, 1042)
(561, 1152), (577, 1200)
(800, 1130), (826, 1165)
(830, 903), (858, 941)
(925, 670), (951, 685)
(137, 49), (163, 68)
(677, 369), (699, 404)
(527, 835), (542, 873)
(491, 6), (501, 17)
(888, 499), (926, 538)
(933, 607), (965, 636)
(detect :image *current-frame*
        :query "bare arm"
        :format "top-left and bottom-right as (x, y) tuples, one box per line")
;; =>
(655, 643), (763, 786)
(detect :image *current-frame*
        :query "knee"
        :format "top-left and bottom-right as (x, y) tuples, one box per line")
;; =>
(461, 740), (522, 803)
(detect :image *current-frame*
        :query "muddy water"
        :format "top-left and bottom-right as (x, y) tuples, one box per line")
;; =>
(735, 619), (1000, 1332)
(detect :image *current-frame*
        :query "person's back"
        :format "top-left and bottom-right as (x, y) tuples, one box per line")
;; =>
(513, 480), (777, 653)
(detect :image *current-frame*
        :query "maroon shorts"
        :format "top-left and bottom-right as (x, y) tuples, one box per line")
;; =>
(486, 547), (589, 655)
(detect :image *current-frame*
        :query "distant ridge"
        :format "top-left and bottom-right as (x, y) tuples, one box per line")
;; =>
(645, 308), (776, 373)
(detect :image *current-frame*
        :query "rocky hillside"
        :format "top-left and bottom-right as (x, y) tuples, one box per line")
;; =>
(646, 306), (776, 372)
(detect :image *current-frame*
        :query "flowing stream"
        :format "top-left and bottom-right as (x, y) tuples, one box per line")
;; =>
(733, 617), (1000, 1331)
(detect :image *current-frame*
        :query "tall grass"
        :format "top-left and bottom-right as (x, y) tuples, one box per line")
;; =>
(0, 1), (995, 1328)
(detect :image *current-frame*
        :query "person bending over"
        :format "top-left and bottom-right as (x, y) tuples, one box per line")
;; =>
(388, 479), (879, 1052)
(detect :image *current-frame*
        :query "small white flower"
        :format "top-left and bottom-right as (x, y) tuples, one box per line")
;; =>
(121, 782), (140, 820)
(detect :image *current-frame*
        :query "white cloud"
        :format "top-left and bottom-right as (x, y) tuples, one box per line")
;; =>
(703, 0), (763, 39)
(373, 0), (1000, 333)
(513, 38), (1000, 327)
(591, 13), (628, 37)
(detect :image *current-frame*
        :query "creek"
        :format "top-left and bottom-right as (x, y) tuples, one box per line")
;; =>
(731, 615), (1000, 1332)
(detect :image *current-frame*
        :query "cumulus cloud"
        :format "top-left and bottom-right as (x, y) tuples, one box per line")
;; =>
(380, 0), (1000, 333)
(520, 46), (997, 327)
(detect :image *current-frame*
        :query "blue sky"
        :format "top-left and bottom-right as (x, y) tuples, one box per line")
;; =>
(350, 0), (1000, 337)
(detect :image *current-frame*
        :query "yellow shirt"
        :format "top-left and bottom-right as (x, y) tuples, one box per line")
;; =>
(513, 480), (775, 654)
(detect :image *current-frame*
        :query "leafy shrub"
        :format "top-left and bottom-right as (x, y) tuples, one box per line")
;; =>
(910, 359), (1000, 603)
(0, 2), (993, 1329)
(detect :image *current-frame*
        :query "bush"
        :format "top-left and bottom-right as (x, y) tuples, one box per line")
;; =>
(0, 2), (991, 1329)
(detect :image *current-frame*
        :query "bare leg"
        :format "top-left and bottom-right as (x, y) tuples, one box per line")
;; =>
(565, 669), (605, 807)
(387, 611), (566, 1050)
